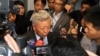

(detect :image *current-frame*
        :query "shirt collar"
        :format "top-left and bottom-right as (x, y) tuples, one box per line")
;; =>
(35, 32), (48, 45)
(35, 32), (47, 40)
(53, 11), (63, 18)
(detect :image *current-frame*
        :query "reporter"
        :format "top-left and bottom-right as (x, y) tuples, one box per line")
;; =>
(82, 5), (100, 55)
(14, 1), (27, 35)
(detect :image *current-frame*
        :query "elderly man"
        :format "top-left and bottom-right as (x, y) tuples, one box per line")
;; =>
(25, 10), (56, 55)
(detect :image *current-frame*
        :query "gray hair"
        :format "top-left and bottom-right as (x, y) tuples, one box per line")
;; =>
(30, 10), (52, 25)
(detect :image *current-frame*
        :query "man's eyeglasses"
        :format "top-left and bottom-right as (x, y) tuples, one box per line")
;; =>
(48, 2), (54, 4)
(54, 2), (64, 6)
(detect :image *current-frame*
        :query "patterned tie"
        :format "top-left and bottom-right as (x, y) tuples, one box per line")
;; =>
(35, 37), (44, 46)
(40, 37), (43, 40)
(40, 37), (44, 45)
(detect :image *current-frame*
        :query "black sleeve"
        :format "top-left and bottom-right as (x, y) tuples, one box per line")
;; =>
(12, 52), (25, 56)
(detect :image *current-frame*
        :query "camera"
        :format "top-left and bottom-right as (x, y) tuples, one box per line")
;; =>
(36, 46), (48, 55)
(0, 0), (19, 35)
(0, 22), (9, 35)
(0, 0), (19, 20)
(0, 0), (19, 14)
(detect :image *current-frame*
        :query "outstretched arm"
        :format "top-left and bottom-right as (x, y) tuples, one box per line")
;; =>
(4, 34), (21, 53)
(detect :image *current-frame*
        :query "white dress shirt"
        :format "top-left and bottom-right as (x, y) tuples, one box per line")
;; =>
(51, 11), (63, 31)
(35, 33), (48, 45)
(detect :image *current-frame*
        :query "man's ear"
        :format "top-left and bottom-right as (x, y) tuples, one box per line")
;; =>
(32, 24), (35, 30)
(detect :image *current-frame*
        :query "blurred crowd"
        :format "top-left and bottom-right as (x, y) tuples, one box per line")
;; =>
(0, 0), (100, 56)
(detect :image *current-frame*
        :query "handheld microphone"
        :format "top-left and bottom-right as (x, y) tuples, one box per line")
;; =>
(35, 40), (48, 55)
(27, 39), (36, 49)
(28, 39), (48, 55)
(35, 40), (44, 46)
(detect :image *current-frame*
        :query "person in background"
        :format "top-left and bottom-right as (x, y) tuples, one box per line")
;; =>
(47, 0), (54, 15)
(49, 38), (88, 56)
(7, 12), (17, 38)
(34, 0), (46, 12)
(69, 0), (97, 41)
(51, 0), (70, 37)
(26, 0), (47, 31)
(82, 5), (100, 56)
(26, 0), (46, 18)
(65, 4), (73, 14)
(14, 1), (27, 35)
(65, 0), (77, 13)
(64, 0), (97, 54)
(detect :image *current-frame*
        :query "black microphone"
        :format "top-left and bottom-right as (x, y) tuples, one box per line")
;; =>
(28, 39), (49, 56)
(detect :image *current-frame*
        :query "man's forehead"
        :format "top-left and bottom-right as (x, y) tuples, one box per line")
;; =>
(82, 19), (92, 26)
(84, 20), (92, 25)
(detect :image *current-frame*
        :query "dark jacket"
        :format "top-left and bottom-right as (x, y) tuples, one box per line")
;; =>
(26, 10), (34, 27)
(52, 11), (70, 36)
(15, 14), (27, 35)
(24, 30), (57, 55)
(25, 30), (56, 46)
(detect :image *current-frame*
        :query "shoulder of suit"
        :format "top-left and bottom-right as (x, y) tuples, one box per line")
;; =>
(24, 31), (34, 36)
(27, 10), (34, 14)
(61, 11), (71, 19)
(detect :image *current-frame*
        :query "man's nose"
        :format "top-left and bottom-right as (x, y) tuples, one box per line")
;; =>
(43, 28), (49, 33)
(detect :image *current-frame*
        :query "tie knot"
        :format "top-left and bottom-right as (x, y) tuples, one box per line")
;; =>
(40, 37), (43, 40)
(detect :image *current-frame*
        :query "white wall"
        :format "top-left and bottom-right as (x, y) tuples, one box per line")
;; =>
(27, 0), (34, 11)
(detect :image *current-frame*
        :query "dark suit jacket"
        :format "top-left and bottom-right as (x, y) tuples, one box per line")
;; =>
(52, 11), (70, 36)
(25, 30), (56, 46)
(24, 30), (57, 55)
(15, 14), (27, 35)
(26, 10), (34, 27)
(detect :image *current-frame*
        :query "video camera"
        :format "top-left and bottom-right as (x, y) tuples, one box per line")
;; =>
(0, 0), (19, 35)
(28, 39), (49, 55)
(35, 46), (49, 55)
(0, 0), (19, 14)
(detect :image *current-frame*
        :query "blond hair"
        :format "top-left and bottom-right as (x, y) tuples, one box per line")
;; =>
(30, 10), (52, 25)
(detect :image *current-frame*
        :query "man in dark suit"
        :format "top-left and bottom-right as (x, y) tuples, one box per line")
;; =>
(51, 0), (70, 37)
(47, 0), (54, 15)
(25, 10), (56, 55)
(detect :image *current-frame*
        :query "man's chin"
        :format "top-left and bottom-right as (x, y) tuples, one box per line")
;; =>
(85, 34), (92, 39)
(41, 35), (47, 37)
(86, 35), (96, 40)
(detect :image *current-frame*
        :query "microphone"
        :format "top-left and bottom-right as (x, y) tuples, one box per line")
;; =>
(28, 39), (48, 55)
(27, 39), (36, 49)
(35, 39), (44, 46)
(27, 39), (45, 48)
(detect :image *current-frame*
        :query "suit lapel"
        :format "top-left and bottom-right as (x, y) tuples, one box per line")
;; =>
(47, 32), (52, 45)
(31, 31), (37, 41)
(53, 12), (65, 31)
